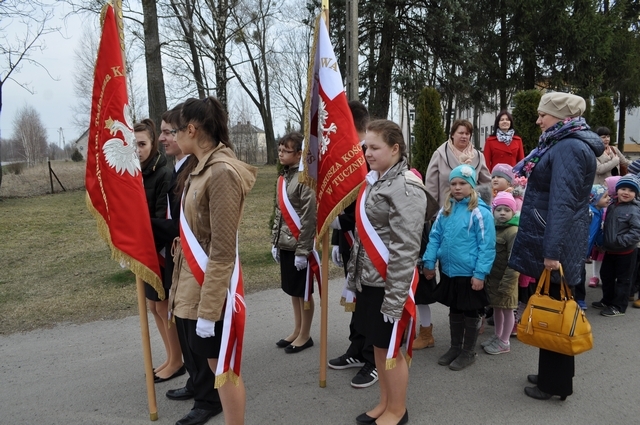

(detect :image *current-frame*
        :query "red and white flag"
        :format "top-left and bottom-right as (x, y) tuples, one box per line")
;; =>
(85, 4), (163, 296)
(300, 15), (368, 239)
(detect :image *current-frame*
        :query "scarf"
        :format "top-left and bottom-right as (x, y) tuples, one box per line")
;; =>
(496, 129), (515, 146)
(513, 117), (589, 178)
(447, 138), (476, 164)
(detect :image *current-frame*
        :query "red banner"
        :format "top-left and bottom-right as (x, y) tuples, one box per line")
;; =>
(85, 4), (163, 296)
(301, 15), (368, 239)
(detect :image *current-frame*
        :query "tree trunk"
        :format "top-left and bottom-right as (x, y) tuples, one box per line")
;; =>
(618, 93), (627, 154)
(141, 0), (167, 131)
(214, 0), (229, 108)
(170, 0), (206, 98)
(499, 1), (508, 110)
(369, 0), (398, 120)
(445, 91), (453, 136)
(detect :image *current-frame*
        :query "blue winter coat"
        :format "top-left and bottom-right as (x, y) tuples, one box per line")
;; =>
(587, 205), (604, 256)
(509, 130), (604, 286)
(423, 196), (496, 280)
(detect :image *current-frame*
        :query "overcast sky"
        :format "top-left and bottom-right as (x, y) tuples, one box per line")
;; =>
(0, 2), (91, 148)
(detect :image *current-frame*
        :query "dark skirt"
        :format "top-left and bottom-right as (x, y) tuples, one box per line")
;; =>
(414, 273), (437, 305)
(353, 285), (395, 349)
(433, 273), (489, 311)
(280, 249), (313, 298)
(144, 265), (169, 301)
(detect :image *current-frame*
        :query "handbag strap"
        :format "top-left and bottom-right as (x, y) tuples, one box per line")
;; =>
(535, 264), (572, 300)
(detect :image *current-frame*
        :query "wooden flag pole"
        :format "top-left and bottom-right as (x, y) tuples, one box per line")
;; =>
(319, 0), (330, 389)
(136, 276), (159, 421)
(113, 0), (158, 419)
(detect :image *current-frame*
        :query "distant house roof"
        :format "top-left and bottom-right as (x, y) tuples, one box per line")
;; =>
(229, 121), (264, 134)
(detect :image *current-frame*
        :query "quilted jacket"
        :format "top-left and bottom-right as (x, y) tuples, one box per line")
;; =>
(347, 159), (427, 319)
(602, 199), (640, 252)
(509, 130), (604, 286)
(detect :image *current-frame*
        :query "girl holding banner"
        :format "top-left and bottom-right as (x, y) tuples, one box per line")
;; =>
(347, 120), (427, 425)
(170, 96), (257, 425)
(271, 132), (319, 354)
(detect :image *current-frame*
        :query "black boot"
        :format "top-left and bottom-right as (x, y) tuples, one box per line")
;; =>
(449, 316), (480, 371)
(437, 313), (464, 366)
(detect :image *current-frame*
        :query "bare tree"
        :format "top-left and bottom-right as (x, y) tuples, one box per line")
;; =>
(13, 105), (48, 166)
(0, 0), (58, 191)
(140, 0), (167, 130)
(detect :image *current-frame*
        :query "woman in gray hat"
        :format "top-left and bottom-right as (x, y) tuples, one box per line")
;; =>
(509, 92), (604, 401)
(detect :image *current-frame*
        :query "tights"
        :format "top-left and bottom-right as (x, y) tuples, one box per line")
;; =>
(493, 308), (514, 344)
(592, 260), (602, 280)
(416, 304), (431, 327)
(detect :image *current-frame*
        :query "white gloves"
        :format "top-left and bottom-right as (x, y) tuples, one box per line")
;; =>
(331, 246), (343, 267)
(330, 217), (341, 230)
(382, 313), (398, 324)
(294, 255), (308, 271)
(196, 317), (216, 338)
(271, 245), (280, 264)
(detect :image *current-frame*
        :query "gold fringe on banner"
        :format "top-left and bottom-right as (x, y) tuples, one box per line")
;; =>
(343, 302), (356, 313)
(86, 193), (165, 299)
(317, 182), (363, 240)
(300, 14), (320, 192)
(406, 353), (413, 368)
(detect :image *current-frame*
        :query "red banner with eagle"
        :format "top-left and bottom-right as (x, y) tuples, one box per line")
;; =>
(85, 4), (163, 296)
(300, 15), (368, 239)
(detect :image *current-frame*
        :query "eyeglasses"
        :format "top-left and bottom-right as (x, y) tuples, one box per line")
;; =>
(278, 148), (296, 154)
(161, 129), (178, 136)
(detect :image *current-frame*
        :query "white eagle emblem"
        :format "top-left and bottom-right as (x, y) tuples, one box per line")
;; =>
(102, 104), (140, 176)
(318, 98), (337, 157)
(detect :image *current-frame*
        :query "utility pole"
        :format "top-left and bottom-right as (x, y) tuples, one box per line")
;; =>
(346, 0), (358, 101)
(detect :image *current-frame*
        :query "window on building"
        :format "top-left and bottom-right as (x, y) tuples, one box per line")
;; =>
(409, 110), (415, 122)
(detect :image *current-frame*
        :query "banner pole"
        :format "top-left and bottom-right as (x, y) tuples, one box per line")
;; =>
(136, 276), (159, 421)
(319, 231), (330, 387)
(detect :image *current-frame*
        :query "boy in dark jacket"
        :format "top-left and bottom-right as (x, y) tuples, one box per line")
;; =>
(593, 175), (640, 316)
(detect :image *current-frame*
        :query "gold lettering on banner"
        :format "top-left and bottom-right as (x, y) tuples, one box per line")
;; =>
(318, 154), (365, 202)
(320, 57), (338, 72)
(111, 66), (124, 77)
(319, 161), (342, 194)
(340, 145), (361, 163)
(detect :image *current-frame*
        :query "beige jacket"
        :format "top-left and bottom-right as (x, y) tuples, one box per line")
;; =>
(347, 160), (427, 319)
(271, 166), (316, 256)
(424, 141), (491, 207)
(170, 145), (257, 322)
(594, 146), (630, 185)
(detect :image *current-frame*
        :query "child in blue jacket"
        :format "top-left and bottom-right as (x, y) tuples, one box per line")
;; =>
(423, 164), (496, 371)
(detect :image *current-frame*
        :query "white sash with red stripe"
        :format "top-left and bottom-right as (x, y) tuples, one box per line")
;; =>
(178, 191), (246, 387)
(355, 181), (419, 369)
(277, 175), (321, 307)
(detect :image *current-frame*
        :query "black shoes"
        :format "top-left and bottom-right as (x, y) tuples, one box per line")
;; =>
(166, 386), (194, 401)
(524, 386), (567, 401)
(527, 374), (538, 385)
(154, 365), (186, 383)
(284, 337), (314, 353)
(276, 338), (293, 348)
(356, 410), (407, 425)
(175, 407), (222, 425)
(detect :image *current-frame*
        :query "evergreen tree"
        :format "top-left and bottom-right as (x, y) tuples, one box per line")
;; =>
(512, 90), (542, 154)
(590, 96), (616, 142)
(412, 87), (446, 176)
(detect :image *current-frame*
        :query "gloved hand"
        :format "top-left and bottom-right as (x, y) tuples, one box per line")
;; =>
(331, 246), (343, 267)
(271, 245), (280, 264)
(196, 317), (216, 338)
(294, 255), (308, 271)
(330, 217), (341, 230)
(382, 313), (398, 324)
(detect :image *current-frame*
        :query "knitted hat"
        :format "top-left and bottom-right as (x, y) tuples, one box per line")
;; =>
(538, 92), (586, 119)
(615, 175), (640, 195)
(628, 159), (640, 176)
(492, 191), (516, 212)
(491, 163), (515, 184)
(449, 164), (477, 188)
(604, 176), (621, 197)
(589, 185), (607, 206)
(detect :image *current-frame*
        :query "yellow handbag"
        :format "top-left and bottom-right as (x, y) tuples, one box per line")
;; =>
(517, 266), (593, 356)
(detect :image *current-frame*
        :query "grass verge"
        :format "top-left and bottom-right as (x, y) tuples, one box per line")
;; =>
(0, 165), (341, 334)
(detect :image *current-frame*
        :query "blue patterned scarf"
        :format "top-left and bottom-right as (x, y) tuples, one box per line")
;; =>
(513, 117), (589, 178)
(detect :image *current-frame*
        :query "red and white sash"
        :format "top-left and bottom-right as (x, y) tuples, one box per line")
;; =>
(355, 183), (419, 369)
(277, 175), (321, 307)
(179, 192), (246, 387)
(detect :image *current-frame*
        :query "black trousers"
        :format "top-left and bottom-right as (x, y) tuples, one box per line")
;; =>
(175, 317), (222, 411)
(600, 250), (637, 312)
(536, 282), (574, 397)
(342, 250), (374, 365)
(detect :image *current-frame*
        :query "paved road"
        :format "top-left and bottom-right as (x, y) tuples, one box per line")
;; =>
(1, 277), (638, 425)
